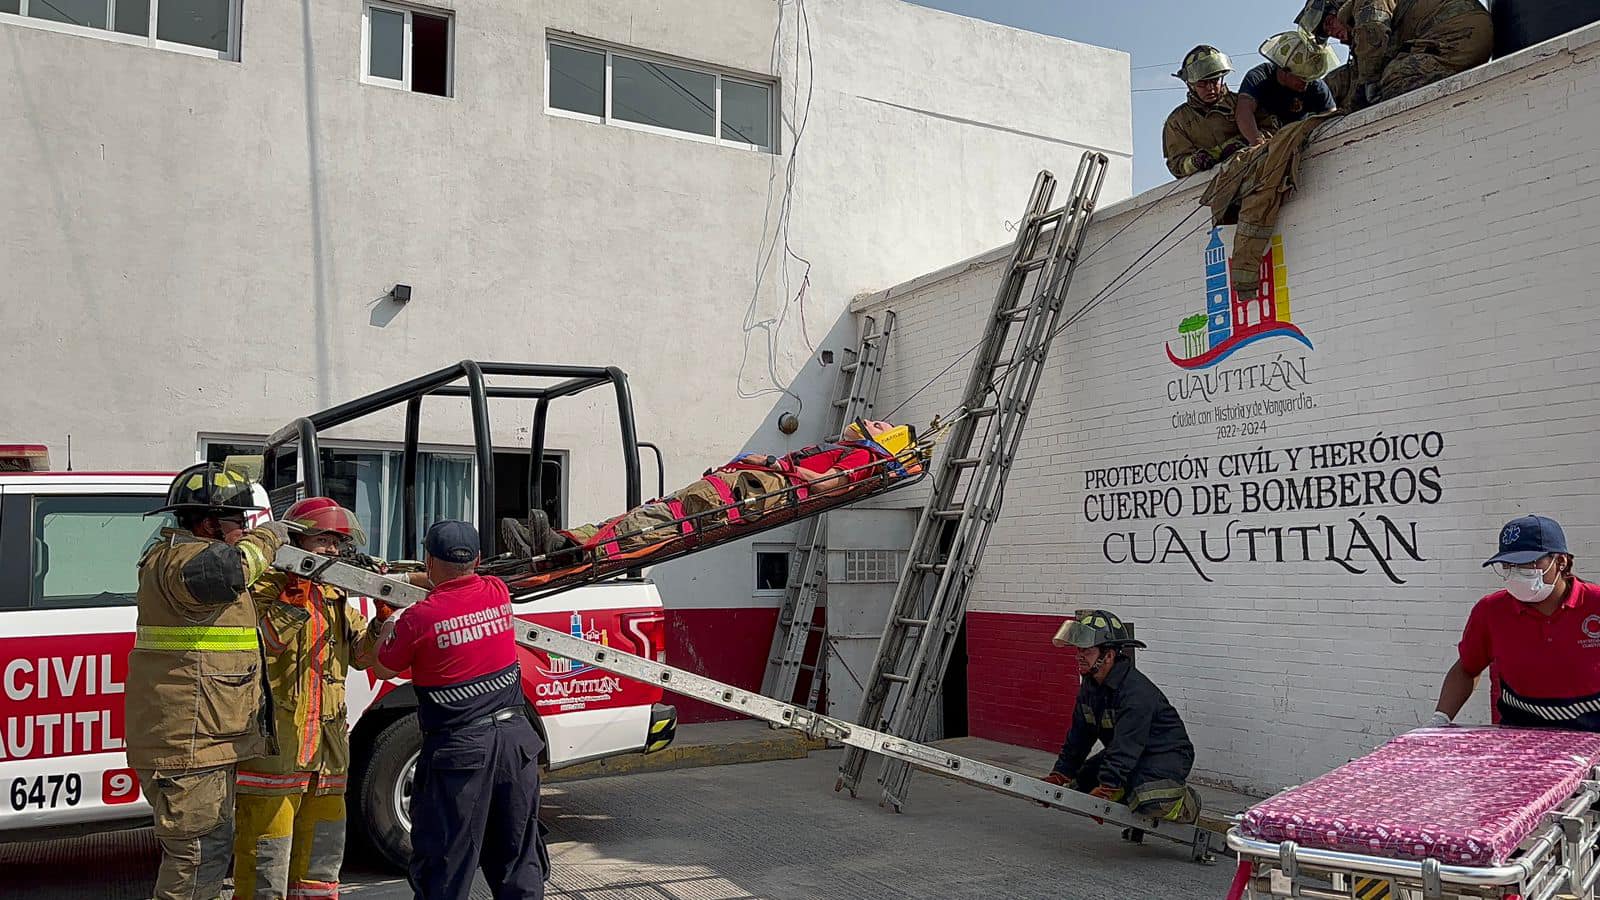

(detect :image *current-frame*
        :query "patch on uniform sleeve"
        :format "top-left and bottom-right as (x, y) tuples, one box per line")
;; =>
(182, 543), (248, 605)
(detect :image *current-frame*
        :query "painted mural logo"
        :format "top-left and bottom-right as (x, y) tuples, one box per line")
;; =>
(540, 612), (610, 678)
(1166, 229), (1313, 369)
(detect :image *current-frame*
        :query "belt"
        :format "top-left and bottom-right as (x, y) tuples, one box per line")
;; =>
(469, 707), (525, 728)
(134, 624), (257, 652)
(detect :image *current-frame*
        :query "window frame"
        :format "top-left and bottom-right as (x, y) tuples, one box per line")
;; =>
(0, 0), (243, 62)
(752, 543), (792, 596)
(361, 0), (455, 97)
(545, 33), (778, 154)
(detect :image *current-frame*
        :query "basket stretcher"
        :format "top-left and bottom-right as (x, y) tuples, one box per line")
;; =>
(1226, 727), (1600, 899)
(481, 448), (928, 603)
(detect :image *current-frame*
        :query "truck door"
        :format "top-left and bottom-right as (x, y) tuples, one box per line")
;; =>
(0, 483), (168, 833)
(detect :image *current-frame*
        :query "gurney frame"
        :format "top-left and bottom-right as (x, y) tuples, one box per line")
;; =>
(1226, 773), (1600, 899)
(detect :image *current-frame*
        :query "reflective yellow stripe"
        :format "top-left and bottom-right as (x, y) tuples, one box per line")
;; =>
(238, 540), (270, 585)
(135, 625), (258, 652)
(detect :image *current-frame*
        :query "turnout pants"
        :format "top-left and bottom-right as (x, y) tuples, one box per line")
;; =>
(1073, 750), (1201, 824)
(410, 714), (548, 900)
(136, 764), (237, 900)
(232, 774), (347, 900)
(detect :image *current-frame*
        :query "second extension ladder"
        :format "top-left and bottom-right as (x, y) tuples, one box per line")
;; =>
(760, 312), (896, 709)
(836, 154), (1108, 810)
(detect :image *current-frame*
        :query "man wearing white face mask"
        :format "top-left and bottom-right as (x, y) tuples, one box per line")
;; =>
(1430, 515), (1595, 730)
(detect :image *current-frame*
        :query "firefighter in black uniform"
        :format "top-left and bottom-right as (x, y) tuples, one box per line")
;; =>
(374, 521), (547, 900)
(1044, 609), (1202, 833)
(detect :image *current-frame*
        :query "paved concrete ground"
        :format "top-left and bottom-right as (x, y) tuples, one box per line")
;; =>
(2, 747), (1235, 899)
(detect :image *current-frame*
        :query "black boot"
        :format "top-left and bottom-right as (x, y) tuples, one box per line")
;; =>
(499, 509), (572, 562)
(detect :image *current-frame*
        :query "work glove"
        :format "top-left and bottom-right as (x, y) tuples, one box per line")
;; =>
(1188, 148), (1217, 174)
(257, 521), (292, 545)
(1218, 136), (1251, 161)
(1360, 82), (1382, 106)
(1424, 710), (1453, 729)
(1037, 771), (1069, 807)
(371, 599), (398, 625)
(1089, 784), (1121, 825)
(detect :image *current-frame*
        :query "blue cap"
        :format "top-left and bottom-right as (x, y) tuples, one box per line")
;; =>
(425, 520), (480, 564)
(1483, 515), (1570, 567)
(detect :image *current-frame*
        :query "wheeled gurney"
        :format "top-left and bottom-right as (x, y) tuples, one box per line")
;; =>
(1227, 727), (1600, 899)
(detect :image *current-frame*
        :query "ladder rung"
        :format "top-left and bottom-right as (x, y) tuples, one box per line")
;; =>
(932, 508), (964, 520)
(833, 397), (855, 409)
(913, 562), (947, 573)
(950, 457), (981, 468)
(896, 617), (930, 627)
(881, 674), (911, 684)
(1017, 256), (1051, 272)
(841, 361), (860, 373)
(970, 405), (998, 417)
(1000, 304), (1034, 319)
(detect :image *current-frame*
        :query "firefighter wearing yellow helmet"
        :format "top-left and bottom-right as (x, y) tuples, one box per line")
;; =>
(1161, 45), (1262, 179)
(232, 497), (388, 900)
(1043, 610), (1202, 835)
(1234, 29), (1339, 147)
(126, 462), (290, 900)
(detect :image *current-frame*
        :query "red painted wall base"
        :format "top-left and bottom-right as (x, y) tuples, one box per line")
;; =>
(665, 607), (779, 723)
(965, 611), (1077, 754)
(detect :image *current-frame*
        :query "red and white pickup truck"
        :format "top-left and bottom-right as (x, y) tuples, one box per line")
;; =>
(0, 464), (676, 866)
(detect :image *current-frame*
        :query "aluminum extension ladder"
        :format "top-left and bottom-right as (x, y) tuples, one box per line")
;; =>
(760, 312), (897, 709)
(836, 154), (1109, 811)
(272, 544), (1219, 864)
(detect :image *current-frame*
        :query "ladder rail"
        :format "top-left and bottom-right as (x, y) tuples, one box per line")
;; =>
(839, 169), (1066, 784)
(761, 312), (896, 706)
(270, 544), (1220, 865)
(874, 154), (1109, 806)
(839, 154), (1109, 802)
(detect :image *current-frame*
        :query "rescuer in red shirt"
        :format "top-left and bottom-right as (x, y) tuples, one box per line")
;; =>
(1431, 515), (1599, 731)
(373, 520), (547, 899)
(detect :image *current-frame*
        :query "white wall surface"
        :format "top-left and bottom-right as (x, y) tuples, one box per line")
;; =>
(0, 0), (1129, 608)
(855, 24), (1600, 792)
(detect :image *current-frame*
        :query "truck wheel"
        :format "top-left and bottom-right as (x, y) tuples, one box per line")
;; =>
(355, 713), (422, 871)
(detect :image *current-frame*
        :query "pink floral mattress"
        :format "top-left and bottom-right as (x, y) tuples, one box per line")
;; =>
(1241, 727), (1600, 866)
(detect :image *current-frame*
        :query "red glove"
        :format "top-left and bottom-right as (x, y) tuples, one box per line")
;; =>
(1089, 784), (1120, 825)
(372, 600), (397, 624)
(1037, 771), (1069, 807)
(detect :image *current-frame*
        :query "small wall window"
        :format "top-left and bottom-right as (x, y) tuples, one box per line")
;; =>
(547, 35), (776, 152)
(0, 0), (241, 60)
(755, 546), (791, 593)
(363, 1), (452, 97)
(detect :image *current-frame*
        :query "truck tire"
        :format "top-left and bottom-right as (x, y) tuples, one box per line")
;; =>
(355, 713), (422, 871)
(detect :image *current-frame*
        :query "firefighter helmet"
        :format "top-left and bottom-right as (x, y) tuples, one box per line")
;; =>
(281, 496), (367, 546)
(152, 462), (265, 517)
(1053, 609), (1147, 650)
(1295, 0), (1338, 37)
(1260, 29), (1339, 81)
(1173, 45), (1233, 84)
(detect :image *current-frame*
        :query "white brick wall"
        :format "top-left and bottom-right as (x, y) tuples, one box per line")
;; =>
(854, 24), (1600, 794)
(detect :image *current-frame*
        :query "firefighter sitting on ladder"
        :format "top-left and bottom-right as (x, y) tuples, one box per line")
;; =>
(232, 497), (386, 900)
(1043, 610), (1202, 835)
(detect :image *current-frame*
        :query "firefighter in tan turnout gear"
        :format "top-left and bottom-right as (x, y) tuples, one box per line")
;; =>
(126, 462), (289, 900)
(232, 497), (385, 900)
(1161, 46), (1257, 179)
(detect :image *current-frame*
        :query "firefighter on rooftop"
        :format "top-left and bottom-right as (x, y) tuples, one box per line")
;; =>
(126, 463), (289, 900)
(1161, 46), (1259, 179)
(232, 497), (386, 900)
(1043, 610), (1201, 834)
(1303, 0), (1492, 110)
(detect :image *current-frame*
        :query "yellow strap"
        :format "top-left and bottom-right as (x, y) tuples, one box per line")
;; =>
(135, 624), (258, 652)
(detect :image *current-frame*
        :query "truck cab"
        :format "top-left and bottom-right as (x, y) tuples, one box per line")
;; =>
(0, 362), (681, 868)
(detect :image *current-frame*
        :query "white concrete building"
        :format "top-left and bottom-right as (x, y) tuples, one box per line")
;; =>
(0, 0), (1130, 719)
(854, 23), (1600, 792)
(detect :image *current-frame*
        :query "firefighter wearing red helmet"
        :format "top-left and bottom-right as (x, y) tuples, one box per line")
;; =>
(126, 463), (290, 900)
(232, 497), (387, 900)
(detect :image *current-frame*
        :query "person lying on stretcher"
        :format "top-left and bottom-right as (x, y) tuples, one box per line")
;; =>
(500, 420), (919, 567)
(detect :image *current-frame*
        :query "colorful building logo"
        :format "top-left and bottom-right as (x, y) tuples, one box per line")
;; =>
(1166, 228), (1312, 369)
(544, 612), (610, 677)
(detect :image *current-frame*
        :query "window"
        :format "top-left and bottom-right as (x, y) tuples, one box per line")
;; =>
(755, 546), (791, 593)
(363, 2), (452, 97)
(30, 496), (171, 609)
(0, 0), (240, 59)
(844, 549), (898, 584)
(547, 36), (776, 152)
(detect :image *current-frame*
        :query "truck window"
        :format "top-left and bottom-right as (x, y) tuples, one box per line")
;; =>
(30, 495), (170, 609)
